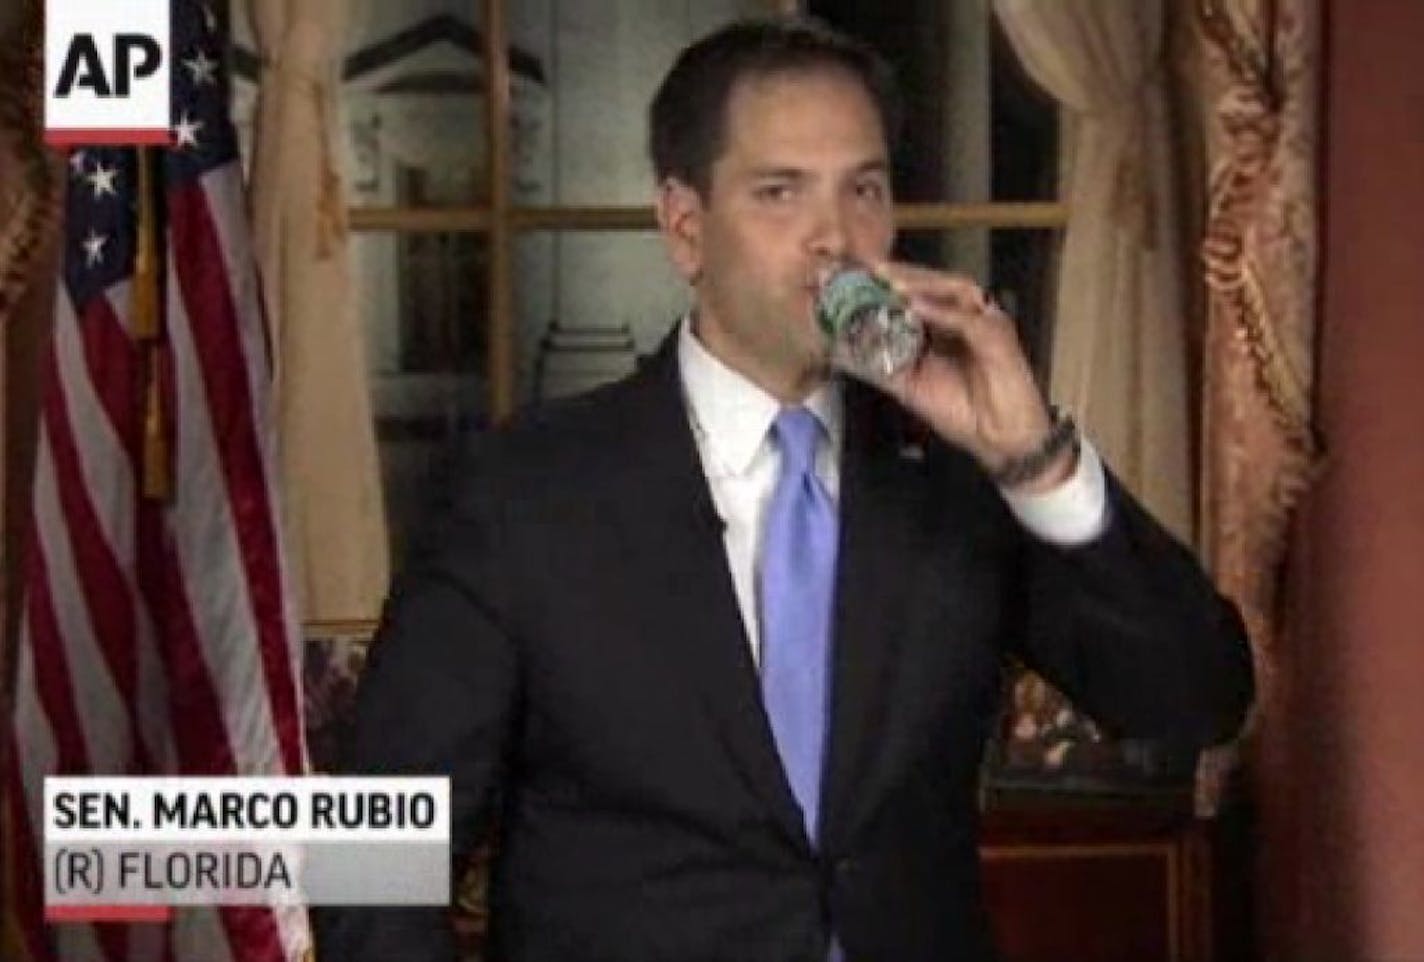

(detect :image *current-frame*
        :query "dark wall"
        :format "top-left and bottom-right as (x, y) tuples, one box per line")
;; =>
(1270, 0), (1424, 957)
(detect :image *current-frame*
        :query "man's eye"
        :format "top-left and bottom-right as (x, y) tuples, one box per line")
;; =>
(755, 183), (795, 203)
(855, 181), (887, 203)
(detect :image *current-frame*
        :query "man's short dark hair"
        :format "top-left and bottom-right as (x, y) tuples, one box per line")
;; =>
(648, 16), (901, 199)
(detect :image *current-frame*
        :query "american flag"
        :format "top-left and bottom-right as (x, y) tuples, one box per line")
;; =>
(2, 2), (311, 960)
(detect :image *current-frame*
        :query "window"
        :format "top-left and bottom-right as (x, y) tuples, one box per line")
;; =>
(230, 0), (1068, 569)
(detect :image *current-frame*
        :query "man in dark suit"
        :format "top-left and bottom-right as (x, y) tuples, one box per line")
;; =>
(316, 16), (1253, 962)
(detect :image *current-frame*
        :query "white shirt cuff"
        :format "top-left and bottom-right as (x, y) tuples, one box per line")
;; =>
(998, 438), (1109, 546)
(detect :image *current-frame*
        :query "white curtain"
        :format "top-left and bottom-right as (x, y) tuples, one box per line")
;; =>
(994, 0), (1191, 540)
(248, 0), (390, 626)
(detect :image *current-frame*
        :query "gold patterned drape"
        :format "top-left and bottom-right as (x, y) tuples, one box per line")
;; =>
(0, 0), (54, 762)
(1, 4), (61, 958)
(0, 5), (57, 339)
(1194, 0), (1322, 813)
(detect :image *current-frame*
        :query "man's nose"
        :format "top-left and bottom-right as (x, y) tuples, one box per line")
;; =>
(807, 197), (851, 262)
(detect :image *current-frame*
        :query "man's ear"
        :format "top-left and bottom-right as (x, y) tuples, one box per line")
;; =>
(655, 178), (704, 284)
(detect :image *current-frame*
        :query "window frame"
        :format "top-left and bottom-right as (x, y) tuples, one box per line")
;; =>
(314, 0), (1070, 637)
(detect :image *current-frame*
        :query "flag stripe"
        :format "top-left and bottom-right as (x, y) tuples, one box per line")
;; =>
(126, 918), (169, 960)
(53, 294), (162, 768)
(39, 349), (141, 766)
(162, 256), (284, 779)
(200, 169), (274, 399)
(138, 506), (239, 775)
(168, 181), (302, 774)
(22, 534), (91, 774)
(16, 402), (131, 962)
(54, 922), (109, 962)
(217, 907), (285, 962)
(133, 600), (177, 778)
(29, 447), (130, 962)
(9, 652), (52, 825)
(81, 915), (129, 962)
(71, 286), (142, 463)
(55, 290), (175, 777)
(172, 907), (236, 962)
(132, 351), (180, 778)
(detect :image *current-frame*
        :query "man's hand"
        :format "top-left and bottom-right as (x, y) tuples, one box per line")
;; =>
(871, 261), (1075, 493)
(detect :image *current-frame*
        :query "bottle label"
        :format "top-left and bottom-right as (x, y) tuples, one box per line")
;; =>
(815, 268), (903, 337)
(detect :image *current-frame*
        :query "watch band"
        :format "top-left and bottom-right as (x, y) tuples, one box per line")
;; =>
(991, 406), (1079, 487)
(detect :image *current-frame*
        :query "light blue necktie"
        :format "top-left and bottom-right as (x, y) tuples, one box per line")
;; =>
(759, 407), (838, 843)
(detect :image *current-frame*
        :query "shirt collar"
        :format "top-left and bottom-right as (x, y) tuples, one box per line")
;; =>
(677, 314), (844, 477)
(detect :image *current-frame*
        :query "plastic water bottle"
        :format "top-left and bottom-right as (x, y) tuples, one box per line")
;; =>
(815, 266), (925, 381)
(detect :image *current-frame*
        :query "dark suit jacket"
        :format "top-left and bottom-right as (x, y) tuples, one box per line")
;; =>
(315, 330), (1253, 962)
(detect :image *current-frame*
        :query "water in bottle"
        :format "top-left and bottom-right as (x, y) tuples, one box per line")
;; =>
(814, 265), (924, 381)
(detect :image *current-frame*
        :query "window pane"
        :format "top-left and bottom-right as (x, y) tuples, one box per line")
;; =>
(509, 1), (770, 206)
(808, 0), (1059, 204)
(231, 0), (510, 208)
(510, 228), (1056, 408)
(514, 230), (688, 404)
(894, 229), (1061, 375)
(352, 231), (489, 559)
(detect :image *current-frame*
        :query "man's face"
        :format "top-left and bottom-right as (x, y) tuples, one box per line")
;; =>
(658, 68), (896, 399)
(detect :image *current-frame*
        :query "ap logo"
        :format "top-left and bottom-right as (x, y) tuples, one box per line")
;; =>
(45, 0), (171, 145)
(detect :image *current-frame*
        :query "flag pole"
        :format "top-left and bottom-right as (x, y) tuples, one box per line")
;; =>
(134, 146), (170, 501)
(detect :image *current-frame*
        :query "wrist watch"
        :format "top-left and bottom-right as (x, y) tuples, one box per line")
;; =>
(990, 406), (1079, 487)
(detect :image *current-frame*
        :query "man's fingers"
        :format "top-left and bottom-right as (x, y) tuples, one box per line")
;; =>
(910, 299), (978, 333)
(883, 347), (956, 401)
(872, 261), (988, 313)
(866, 260), (1024, 358)
(909, 295), (1011, 341)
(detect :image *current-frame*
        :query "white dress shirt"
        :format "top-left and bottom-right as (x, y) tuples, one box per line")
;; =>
(676, 317), (1108, 665)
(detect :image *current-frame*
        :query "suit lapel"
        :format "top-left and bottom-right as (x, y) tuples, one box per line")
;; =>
(610, 335), (812, 853)
(819, 385), (933, 850)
